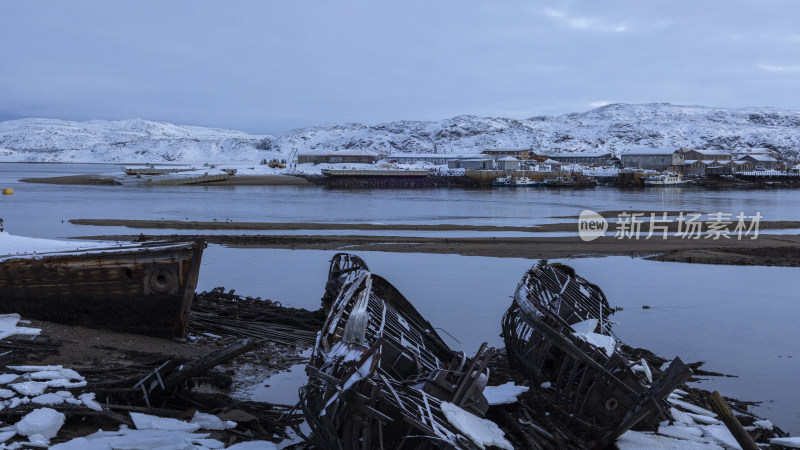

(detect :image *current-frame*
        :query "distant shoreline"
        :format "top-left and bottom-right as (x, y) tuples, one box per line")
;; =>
(72, 232), (800, 267)
(20, 173), (313, 186)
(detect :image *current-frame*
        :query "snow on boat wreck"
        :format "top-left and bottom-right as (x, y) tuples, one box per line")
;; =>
(501, 261), (693, 447)
(0, 232), (205, 338)
(300, 253), (511, 450)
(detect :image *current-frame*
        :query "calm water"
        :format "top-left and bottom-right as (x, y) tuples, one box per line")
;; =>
(2, 162), (800, 239)
(1, 163), (799, 433)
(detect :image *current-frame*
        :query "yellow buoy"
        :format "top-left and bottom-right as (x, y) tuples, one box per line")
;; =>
(1, 188), (12, 195)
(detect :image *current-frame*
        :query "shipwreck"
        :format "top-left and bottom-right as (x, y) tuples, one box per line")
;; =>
(502, 261), (693, 447)
(300, 253), (510, 450)
(0, 232), (205, 338)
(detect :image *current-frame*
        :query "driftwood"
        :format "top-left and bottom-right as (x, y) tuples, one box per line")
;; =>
(707, 391), (759, 450)
(163, 339), (256, 389)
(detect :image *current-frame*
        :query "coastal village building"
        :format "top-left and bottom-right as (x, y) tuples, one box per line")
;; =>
(736, 154), (781, 170)
(620, 148), (684, 170)
(481, 148), (534, 160)
(732, 147), (779, 159)
(545, 151), (612, 165)
(447, 158), (495, 169)
(387, 153), (483, 165)
(683, 149), (732, 162)
(298, 149), (382, 164)
(496, 156), (521, 171)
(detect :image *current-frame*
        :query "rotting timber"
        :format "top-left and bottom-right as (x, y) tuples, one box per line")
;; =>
(502, 261), (693, 447)
(301, 253), (504, 450)
(0, 239), (205, 338)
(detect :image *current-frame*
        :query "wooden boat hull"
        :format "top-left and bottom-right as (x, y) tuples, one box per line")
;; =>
(302, 253), (496, 449)
(502, 262), (691, 446)
(0, 240), (205, 338)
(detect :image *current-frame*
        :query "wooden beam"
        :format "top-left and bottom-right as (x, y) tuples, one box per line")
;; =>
(707, 391), (759, 450)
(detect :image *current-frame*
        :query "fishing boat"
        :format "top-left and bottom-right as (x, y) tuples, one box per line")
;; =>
(493, 174), (540, 187)
(492, 174), (513, 186)
(0, 232), (205, 338)
(501, 261), (692, 446)
(301, 253), (507, 450)
(508, 175), (540, 187)
(642, 172), (689, 186)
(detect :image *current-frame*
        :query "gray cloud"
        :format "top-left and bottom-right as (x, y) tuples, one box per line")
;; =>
(1, 0), (799, 134)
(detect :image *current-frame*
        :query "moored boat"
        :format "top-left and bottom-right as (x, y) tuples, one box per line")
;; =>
(509, 175), (540, 187)
(0, 233), (205, 338)
(501, 261), (692, 446)
(642, 172), (689, 186)
(492, 175), (512, 186)
(493, 174), (541, 187)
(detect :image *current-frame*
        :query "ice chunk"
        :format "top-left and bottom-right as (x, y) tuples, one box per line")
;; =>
(50, 428), (213, 450)
(130, 412), (201, 432)
(617, 430), (724, 449)
(28, 368), (83, 382)
(26, 433), (51, 447)
(10, 381), (48, 396)
(639, 358), (652, 383)
(441, 401), (512, 450)
(0, 374), (20, 385)
(44, 379), (87, 389)
(570, 319), (616, 356)
(540, 381), (552, 389)
(571, 318), (598, 335)
(657, 424), (703, 441)
(483, 382), (529, 405)
(6, 365), (63, 372)
(190, 412), (226, 430)
(194, 438), (226, 448)
(0, 389), (14, 399)
(703, 424), (741, 449)
(686, 412), (721, 425)
(771, 437), (800, 448)
(0, 314), (41, 340)
(0, 430), (15, 442)
(227, 441), (279, 449)
(15, 407), (65, 439)
(667, 398), (717, 417)
(79, 393), (102, 412)
(669, 407), (695, 425)
(754, 420), (773, 430)
(31, 393), (66, 406)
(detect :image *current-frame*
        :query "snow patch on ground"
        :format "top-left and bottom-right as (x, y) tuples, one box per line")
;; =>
(483, 382), (530, 405)
(440, 401), (512, 450)
(0, 314), (41, 341)
(570, 318), (616, 356)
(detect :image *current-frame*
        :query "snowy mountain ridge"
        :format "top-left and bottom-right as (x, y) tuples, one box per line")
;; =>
(1, 103), (799, 163)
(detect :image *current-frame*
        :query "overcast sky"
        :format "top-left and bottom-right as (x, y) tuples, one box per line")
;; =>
(1, 1), (799, 134)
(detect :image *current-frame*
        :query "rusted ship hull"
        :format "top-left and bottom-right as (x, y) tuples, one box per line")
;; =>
(301, 253), (500, 450)
(0, 240), (205, 338)
(502, 262), (691, 446)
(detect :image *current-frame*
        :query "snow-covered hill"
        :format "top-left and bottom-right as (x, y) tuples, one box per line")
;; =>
(1, 104), (799, 163)
(0, 118), (269, 163)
